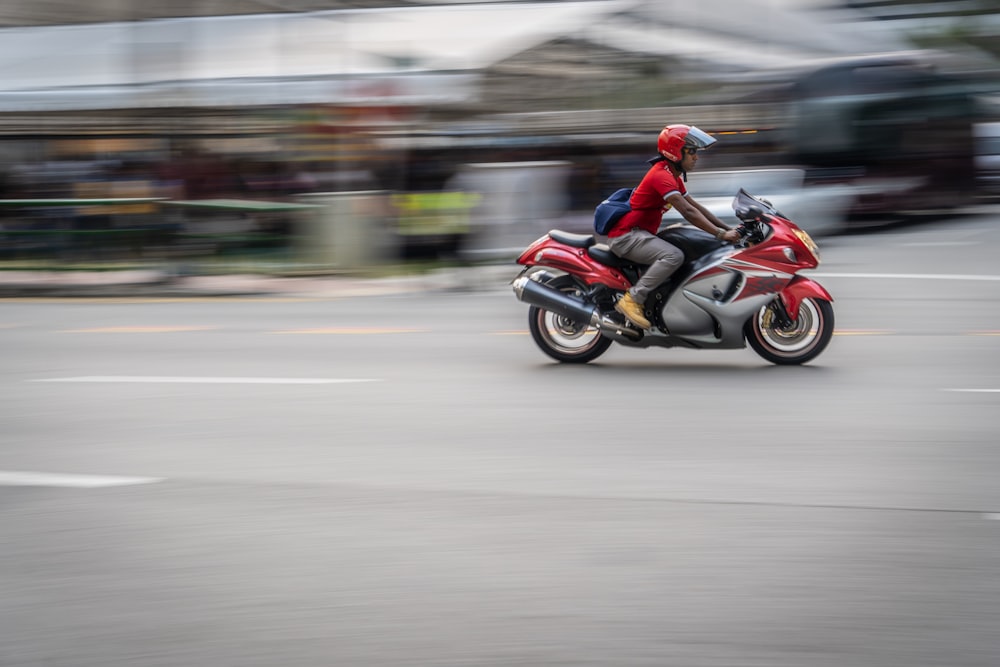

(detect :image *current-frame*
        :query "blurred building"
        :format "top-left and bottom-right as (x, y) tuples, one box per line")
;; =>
(0, 1), (922, 181)
(0, 0), (996, 261)
(0, 1), (914, 129)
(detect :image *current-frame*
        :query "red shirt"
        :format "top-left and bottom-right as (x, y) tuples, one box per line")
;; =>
(607, 161), (687, 237)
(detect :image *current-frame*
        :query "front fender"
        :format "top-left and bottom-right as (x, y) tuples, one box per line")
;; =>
(780, 275), (833, 319)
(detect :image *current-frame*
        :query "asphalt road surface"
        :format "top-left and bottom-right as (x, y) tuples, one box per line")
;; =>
(2, 210), (1000, 667)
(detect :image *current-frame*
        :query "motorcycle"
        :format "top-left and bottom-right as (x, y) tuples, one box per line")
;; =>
(511, 188), (834, 365)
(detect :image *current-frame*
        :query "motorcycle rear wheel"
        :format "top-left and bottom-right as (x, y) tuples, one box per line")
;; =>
(528, 276), (613, 364)
(745, 297), (834, 365)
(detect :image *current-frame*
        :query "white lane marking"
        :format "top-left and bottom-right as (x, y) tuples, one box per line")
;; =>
(64, 326), (218, 333)
(833, 329), (894, 336)
(985, 514), (1000, 521)
(902, 241), (977, 247)
(0, 470), (163, 488)
(31, 376), (380, 385)
(810, 272), (1000, 281)
(944, 388), (1000, 394)
(271, 328), (429, 335)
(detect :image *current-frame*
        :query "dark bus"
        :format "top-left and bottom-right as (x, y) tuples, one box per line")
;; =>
(786, 55), (980, 221)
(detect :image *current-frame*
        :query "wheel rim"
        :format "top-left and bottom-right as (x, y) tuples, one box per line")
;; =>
(535, 288), (603, 356)
(755, 298), (824, 356)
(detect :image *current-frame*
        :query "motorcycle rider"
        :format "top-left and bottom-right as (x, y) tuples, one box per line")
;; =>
(608, 124), (741, 330)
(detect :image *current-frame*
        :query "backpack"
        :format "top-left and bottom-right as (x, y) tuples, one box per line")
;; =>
(593, 188), (633, 235)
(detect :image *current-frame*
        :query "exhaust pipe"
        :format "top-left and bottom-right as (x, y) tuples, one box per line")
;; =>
(512, 275), (640, 341)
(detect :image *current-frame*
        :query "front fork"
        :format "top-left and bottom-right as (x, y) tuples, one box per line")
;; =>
(775, 275), (834, 324)
(769, 297), (795, 329)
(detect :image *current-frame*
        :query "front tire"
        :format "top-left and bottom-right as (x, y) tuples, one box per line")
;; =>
(527, 276), (613, 364)
(745, 297), (834, 365)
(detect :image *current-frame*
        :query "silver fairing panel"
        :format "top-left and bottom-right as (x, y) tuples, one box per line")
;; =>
(657, 256), (792, 348)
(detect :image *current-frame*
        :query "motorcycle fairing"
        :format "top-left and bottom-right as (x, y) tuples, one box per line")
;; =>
(516, 234), (631, 290)
(725, 259), (795, 304)
(659, 265), (775, 348)
(655, 248), (813, 346)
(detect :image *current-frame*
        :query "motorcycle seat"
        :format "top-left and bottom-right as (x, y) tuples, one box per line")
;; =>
(548, 230), (595, 248)
(588, 243), (633, 269)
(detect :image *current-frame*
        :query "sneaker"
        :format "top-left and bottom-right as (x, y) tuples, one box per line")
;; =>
(615, 292), (651, 329)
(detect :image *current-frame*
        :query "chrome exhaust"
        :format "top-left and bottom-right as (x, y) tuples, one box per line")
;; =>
(512, 275), (640, 341)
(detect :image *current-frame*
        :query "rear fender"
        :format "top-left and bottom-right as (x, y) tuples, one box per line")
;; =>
(518, 239), (631, 290)
(779, 275), (833, 319)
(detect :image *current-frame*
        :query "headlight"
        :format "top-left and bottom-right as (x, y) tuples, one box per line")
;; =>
(792, 228), (820, 264)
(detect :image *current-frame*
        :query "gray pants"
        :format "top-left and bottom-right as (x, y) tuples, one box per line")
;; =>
(607, 228), (684, 304)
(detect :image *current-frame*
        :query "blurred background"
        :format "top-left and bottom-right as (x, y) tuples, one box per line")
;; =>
(5, 6), (1000, 666)
(0, 0), (997, 273)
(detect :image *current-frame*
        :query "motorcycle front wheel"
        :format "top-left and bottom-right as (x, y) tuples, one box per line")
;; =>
(527, 276), (613, 364)
(745, 297), (834, 365)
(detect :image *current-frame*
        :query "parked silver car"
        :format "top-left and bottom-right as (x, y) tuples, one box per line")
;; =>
(672, 168), (854, 237)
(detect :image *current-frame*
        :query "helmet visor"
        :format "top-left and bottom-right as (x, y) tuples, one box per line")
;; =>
(684, 126), (717, 150)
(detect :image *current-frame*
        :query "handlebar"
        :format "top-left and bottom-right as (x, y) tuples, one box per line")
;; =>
(734, 217), (768, 247)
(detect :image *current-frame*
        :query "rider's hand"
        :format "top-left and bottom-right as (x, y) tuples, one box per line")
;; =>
(721, 229), (741, 243)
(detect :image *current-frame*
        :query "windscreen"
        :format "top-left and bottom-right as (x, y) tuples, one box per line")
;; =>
(732, 188), (779, 218)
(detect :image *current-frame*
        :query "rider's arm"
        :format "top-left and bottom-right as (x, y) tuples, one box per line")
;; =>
(667, 193), (740, 242)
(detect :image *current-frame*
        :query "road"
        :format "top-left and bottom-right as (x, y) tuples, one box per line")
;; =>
(2, 210), (1000, 666)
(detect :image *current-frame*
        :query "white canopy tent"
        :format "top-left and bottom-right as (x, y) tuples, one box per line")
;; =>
(0, 1), (621, 111)
(0, 0), (907, 113)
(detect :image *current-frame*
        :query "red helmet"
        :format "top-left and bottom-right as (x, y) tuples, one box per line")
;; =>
(657, 124), (717, 162)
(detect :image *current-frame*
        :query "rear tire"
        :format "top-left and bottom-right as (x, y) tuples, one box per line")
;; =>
(527, 276), (613, 364)
(745, 297), (834, 365)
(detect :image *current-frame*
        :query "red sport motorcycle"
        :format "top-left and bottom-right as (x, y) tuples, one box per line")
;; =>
(511, 189), (834, 365)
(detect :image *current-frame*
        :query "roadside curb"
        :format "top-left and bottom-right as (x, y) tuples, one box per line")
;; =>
(0, 265), (519, 298)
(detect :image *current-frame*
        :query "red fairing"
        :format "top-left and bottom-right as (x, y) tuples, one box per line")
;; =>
(780, 275), (834, 317)
(746, 216), (820, 271)
(516, 235), (632, 291)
